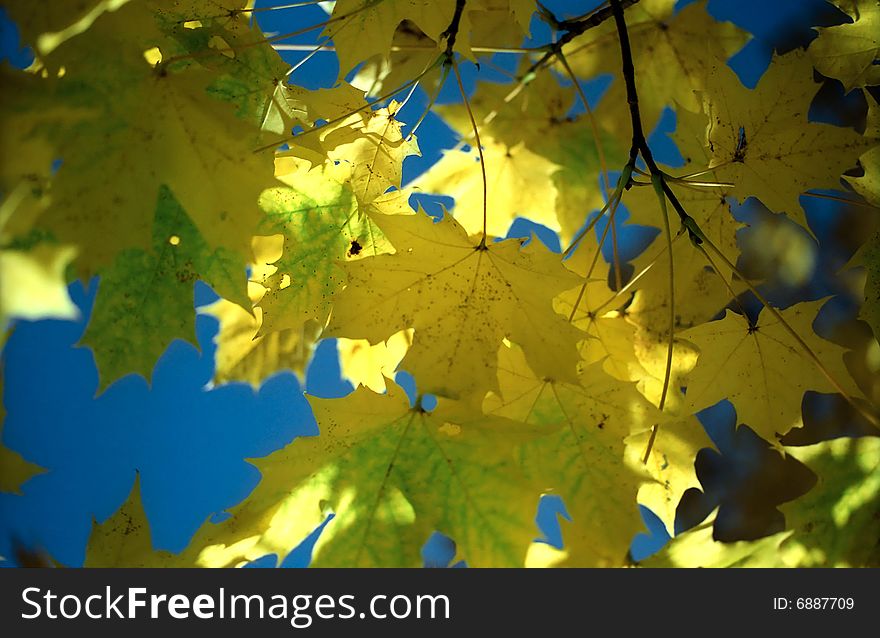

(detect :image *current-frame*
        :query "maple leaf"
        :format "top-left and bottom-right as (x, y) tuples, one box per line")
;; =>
(642, 512), (789, 567)
(0, 347), (46, 494)
(850, 229), (880, 343)
(143, 383), (550, 568)
(808, 0), (880, 93)
(154, 2), (296, 133)
(844, 95), (880, 207)
(81, 187), (249, 391)
(0, 244), (79, 327)
(554, 225), (619, 321)
(553, 230), (699, 409)
(553, 230), (639, 377)
(848, 146), (880, 209)
(324, 0), (532, 78)
(420, 71), (625, 242)
(776, 436), (880, 567)
(675, 50), (876, 232)
(85, 475), (177, 567)
(625, 417), (714, 535)
(323, 0), (453, 79)
(551, 231), (712, 535)
(624, 182), (744, 332)
(16, 1), (279, 276)
(483, 342), (654, 566)
(325, 212), (585, 400)
(564, 0), (749, 141)
(202, 291), (322, 389)
(645, 437), (880, 567)
(337, 330), (413, 393)
(679, 299), (862, 445)
(277, 82), (368, 165)
(253, 163), (389, 336)
(324, 101), (421, 213)
(351, 20), (443, 98)
(415, 140), (562, 238)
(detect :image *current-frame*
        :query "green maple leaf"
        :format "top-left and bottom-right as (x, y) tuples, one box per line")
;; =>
(82, 187), (249, 391)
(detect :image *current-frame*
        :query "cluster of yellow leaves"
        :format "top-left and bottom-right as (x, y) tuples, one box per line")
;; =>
(2, 0), (879, 568)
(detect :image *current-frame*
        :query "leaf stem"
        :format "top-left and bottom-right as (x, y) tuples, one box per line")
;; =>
(406, 64), (451, 141)
(642, 174), (676, 463)
(567, 195), (623, 322)
(239, 1), (326, 13)
(592, 232), (686, 315)
(450, 58), (488, 247)
(609, 0), (697, 460)
(518, 0), (641, 83)
(273, 43), (540, 54)
(557, 51), (611, 192)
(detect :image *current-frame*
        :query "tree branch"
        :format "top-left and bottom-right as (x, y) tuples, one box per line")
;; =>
(609, 0), (696, 234)
(521, 0), (640, 80)
(441, 0), (468, 58)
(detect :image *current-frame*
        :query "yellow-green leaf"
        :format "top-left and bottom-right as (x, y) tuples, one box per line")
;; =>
(809, 0), (880, 93)
(484, 342), (654, 566)
(325, 212), (585, 401)
(679, 299), (862, 445)
(675, 50), (875, 231)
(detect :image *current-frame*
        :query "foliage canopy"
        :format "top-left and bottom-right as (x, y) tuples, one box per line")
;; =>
(1, 0), (879, 568)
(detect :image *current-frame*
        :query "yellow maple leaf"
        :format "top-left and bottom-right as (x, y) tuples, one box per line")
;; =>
(809, 0), (880, 93)
(414, 139), (562, 238)
(324, 0), (532, 77)
(642, 511), (789, 567)
(337, 329), (413, 393)
(18, 1), (279, 276)
(0, 244), (79, 327)
(484, 341), (654, 566)
(553, 229), (699, 409)
(625, 416), (714, 535)
(85, 475), (178, 567)
(680, 299), (863, 445)
(351, 20), (444, 97)
(203, 282), (321, 388)
(421, 70), (624, 242)
(564, 0), (749, 141)
(122, 384), (550, 568)
(675, 50), (876, 232)
(324, 101), (421, 213)
(624, 182), (744, 332)
(849, 228), (880, 344)
(253, 164), (377, 335)
(350, 1), (532, 97)
(844, 95), (880, 207)
(325, 212), (585, 401)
